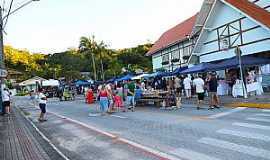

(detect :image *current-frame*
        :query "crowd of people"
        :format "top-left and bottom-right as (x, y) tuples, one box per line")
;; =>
(90, 72), (221, 115)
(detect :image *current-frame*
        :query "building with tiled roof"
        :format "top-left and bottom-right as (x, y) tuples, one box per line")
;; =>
(148, 0), (270, 74)
(192, 0), (270, 63)
(147, 0), (215, 71)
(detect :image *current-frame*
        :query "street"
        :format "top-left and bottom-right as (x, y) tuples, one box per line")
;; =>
(15, 96), (270, 160)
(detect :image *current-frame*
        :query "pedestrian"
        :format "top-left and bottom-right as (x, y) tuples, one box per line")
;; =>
(174, 76), (181, 97)
(98, 85), (109, 115)
(208, 72), (220, 109)
(126, 79), (135, 112)
(193, 74), (205, 110)
(2, 88), (11, 115)
(38, 89), (47, 122)
(183, 75), (192, 99)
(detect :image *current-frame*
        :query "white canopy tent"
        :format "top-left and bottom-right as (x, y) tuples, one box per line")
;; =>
(19, 76), (46, 86)
(42, 79), (60, 87)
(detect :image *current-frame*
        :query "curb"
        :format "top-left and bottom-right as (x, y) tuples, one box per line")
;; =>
(15, 106), (71, 160)
(224, 103), (270, 109)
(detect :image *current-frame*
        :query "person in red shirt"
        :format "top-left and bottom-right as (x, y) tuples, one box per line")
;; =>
(98, 85), (109, 115)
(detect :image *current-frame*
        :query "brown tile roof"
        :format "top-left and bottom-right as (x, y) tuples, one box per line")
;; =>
(147, 14), (198, 56)
(225, 0), (270, 28)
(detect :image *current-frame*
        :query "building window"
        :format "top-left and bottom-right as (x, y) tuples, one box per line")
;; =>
(171, 50), (180, 63)
(162, 54), (169, 65)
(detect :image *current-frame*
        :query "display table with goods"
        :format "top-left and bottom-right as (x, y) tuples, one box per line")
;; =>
(246, 82), (264, 95)
(136, 90), (168, 107)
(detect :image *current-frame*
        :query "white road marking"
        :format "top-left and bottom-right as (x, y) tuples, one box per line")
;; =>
(110, 115), (128, 119)
(198, 137), (270, 159)
(255, 113), (270, 117)
(170, 148), (221, 160)
(49, 112), (181, 160)
(208, 107), (247, 119)
(217, 129), (270, 142)
(246, 117), (270, 123)
(232, 122), (270, 130)
(262, 109), (270, 112)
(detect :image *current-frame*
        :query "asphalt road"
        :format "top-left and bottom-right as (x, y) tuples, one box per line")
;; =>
(15, 96), (270, 160)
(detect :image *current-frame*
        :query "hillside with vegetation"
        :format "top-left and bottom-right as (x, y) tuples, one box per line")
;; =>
(4, 36), (153, 81)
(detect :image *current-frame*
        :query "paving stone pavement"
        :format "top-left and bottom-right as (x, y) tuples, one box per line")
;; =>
(15, 96), (270, 160)
(0, 107), (65, 160)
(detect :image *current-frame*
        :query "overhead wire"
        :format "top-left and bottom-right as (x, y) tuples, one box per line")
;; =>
(2, 0), (14, 30)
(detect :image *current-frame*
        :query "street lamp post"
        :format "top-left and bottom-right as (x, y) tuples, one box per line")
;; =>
(0, 0), (40, 114)
(235, 46), (248, 99)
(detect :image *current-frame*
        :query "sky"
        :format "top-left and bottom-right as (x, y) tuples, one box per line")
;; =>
(2, 0), (204, 54)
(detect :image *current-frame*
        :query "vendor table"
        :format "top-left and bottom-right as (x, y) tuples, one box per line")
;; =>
(137, 90), (169, 107)
(246, 82), (264, 95)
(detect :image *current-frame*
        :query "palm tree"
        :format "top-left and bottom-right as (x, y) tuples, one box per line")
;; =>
(79, 36), (98, 81)
(97, 41), (108, 81)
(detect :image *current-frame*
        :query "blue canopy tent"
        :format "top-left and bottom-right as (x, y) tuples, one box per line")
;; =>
(214, 56), (270, 70)
(170, 66), (188, 76)
(144, 71), (171, 79)
(75, 80), (91, 86)
(180, 63), (218, 74)
(115, 74), (134, 82)
(106, 77), (117, 83)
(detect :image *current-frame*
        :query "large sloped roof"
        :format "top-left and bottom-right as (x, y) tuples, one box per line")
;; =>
(225, 0), (270, 28)
(147, 14), (198, 56)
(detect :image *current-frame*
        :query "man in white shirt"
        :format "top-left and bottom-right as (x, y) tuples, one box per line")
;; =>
(2, 88), (11, 115)
(183, 75), (192, 99)
(193, 75), (205, 110)
(38, 89), (47, 122)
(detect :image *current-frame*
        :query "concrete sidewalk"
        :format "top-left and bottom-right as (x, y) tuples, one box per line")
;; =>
(181, 93), (270, 109)
(0, 107), (65, 160)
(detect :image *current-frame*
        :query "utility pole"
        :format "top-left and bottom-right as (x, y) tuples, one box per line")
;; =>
(0, 6), (6, 114)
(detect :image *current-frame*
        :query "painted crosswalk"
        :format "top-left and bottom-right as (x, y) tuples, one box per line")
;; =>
(170, 148), (221, 160)
(217, 129), (270, 141)
(246, 117), (270, 123)
(198, 137), (270, 159)
(232, 122), (270, 130)
(208, 107), (247, 119)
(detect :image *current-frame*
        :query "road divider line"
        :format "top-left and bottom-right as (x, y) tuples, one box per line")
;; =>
(232, 122), (270, 130)
(198, 137), (270, 159)
(170, 148), (221, 160)
(48, 111), (181, 160)
(208, 107), (247, 119)
(217, 129), (270, 141)
(110, 115), (128, 119)
(246, 117), (270, 123)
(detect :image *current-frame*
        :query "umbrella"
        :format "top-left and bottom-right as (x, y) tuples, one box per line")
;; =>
(214, 56), (270, 70)
(180, 63), (217, 74)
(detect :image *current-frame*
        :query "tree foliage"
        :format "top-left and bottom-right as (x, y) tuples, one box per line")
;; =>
(4, 36), (153, 81)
